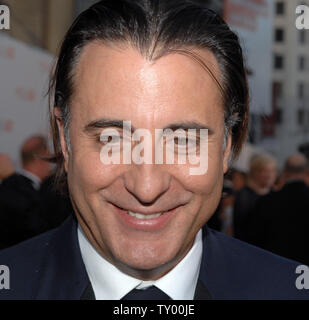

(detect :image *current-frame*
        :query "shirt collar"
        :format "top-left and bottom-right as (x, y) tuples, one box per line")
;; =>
(19, 169), (41, 190)
(78, 224), (203, 300)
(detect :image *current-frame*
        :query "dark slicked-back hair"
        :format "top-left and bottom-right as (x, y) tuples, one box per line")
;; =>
(49, 0), (249, 192)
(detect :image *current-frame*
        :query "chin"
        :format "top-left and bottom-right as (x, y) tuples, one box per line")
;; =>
(114, 240), (180, 276)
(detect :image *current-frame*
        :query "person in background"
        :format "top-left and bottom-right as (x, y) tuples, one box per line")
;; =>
(219, 181), (235, 236)
(233, 153), (277, 241)
(207, 180), (235, 235)
(247, 153), (309, 265)
(0, 153), (15, 182)
(229, 168), (247, 192)
(19, 136), (52, 189)
(304, 162), (309, 186)
(273, 171), (286, 191)
(0, 135), (51, 249)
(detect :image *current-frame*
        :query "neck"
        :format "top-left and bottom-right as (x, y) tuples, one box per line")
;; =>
(22, 164), (41, 181)
(247, 179), (270, 195)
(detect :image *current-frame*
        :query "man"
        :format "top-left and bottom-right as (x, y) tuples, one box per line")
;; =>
(247, 154), (309, 266)
(233, 153), (277, 241)
(0, 136), (51, 249)
(0, 0), (308, 300)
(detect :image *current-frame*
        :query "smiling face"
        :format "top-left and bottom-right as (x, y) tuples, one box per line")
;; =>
(56, 42), (231, 280)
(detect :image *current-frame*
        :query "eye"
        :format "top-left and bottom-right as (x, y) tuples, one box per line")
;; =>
(164, 132), (199, 154)
(174, 137), (188, 146)
(174, 136), (200, 148)
(100, 134), (122, 146)
(100, 135), (122, 144)
(99, 128), (122, 145)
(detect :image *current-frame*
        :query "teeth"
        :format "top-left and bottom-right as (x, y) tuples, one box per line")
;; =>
(128, 211), (164, 219)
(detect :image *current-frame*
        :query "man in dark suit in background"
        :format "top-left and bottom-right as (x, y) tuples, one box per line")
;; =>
(247, 153), (309, 265)
(0, 136), (51, 249)
(0, 0), (308, 300)
(233, 153), (277, 242)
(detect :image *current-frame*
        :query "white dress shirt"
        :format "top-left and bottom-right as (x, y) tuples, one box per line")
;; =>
(78, 224), (203, 300)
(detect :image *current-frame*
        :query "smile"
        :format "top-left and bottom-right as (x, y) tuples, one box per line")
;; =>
(111, 203), (179, 231)
(128, 211), (167, 219)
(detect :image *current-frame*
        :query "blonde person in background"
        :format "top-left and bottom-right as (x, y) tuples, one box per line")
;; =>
(233, 153), (277, 241)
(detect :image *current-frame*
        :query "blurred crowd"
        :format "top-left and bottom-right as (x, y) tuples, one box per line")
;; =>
(1, 135), (309, 266)
(207, 151), (309, 266)
(0, 135), (72, 250)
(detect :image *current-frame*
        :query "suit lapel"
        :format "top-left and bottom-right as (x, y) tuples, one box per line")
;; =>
(194, 225), (212, 300)
(194, 279), (212, 300)
(33, 216), (91, 300)
(81, 283), (96, 300)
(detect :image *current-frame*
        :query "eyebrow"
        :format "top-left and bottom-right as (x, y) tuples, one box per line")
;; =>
(163, 122), (213, 135)
(84, 119), (136, 133)
(84, 118), (213, 135)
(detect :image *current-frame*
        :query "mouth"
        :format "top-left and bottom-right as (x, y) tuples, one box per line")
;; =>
(110, 204), (180, 231)
(127, 210), (168, 220)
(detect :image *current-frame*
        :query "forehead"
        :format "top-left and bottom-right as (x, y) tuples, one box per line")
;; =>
(71, 42), (224, 126)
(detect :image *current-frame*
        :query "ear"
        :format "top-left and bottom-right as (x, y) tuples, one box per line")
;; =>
(223, 132), (232, 174)
(54, 107), (69, 172)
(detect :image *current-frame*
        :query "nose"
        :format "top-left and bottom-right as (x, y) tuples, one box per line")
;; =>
(123, 164), (171, 205)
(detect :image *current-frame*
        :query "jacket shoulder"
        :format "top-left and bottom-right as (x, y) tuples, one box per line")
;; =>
(201, 228), (309, 299)
(0, 217), (89, 300)
(0, 228), (58, 299)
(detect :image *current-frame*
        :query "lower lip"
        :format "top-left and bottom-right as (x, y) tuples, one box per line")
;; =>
(112, 205), (177, 231)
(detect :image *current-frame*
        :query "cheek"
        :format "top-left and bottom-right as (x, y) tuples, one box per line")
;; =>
(181, 148), (225, 197)
(68, 145), (114, 193)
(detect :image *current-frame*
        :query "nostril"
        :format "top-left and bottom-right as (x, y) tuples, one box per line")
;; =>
(123, 166), (171, 205)
(126, 186), (168, 206)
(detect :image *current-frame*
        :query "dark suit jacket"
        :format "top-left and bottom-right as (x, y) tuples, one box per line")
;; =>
(0, 174), (48, 249)
(246, 180), (309, 266)
(0, 216), (308, 300)
(233, 186), (261, 242)
(39, 174), (73, 230)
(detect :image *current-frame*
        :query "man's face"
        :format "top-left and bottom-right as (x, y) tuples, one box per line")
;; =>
(57, 43), (231, 279)
(254, 163), (277, 189)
